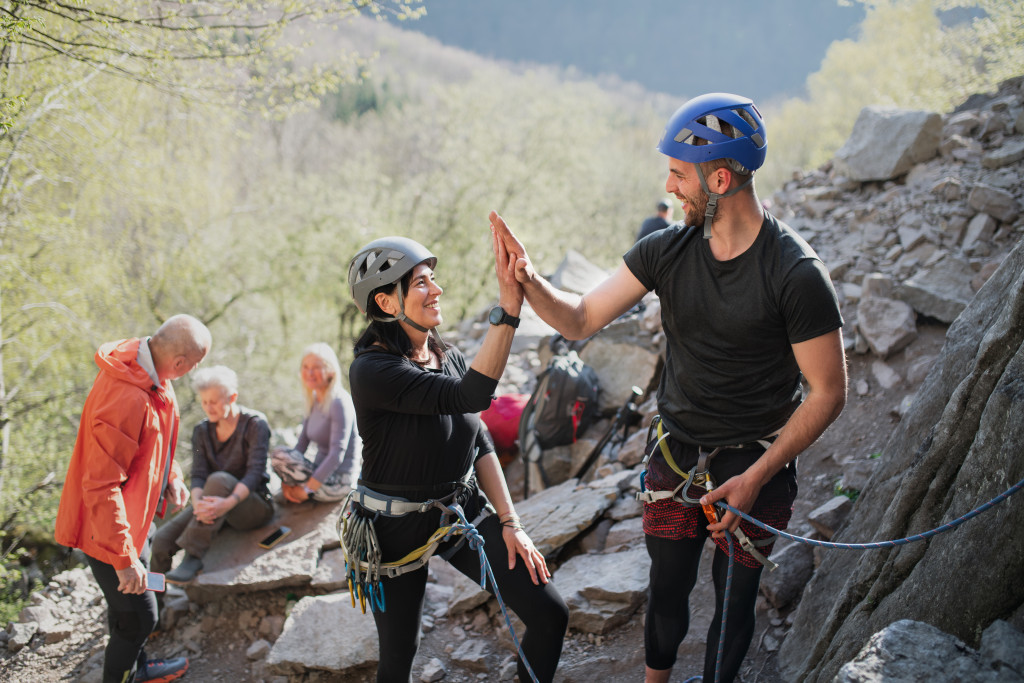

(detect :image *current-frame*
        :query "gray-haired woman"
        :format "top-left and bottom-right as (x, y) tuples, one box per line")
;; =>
(152, 365), (274, 584)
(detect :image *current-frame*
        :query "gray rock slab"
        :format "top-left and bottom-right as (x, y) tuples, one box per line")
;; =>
(981, 138), (1024, 169)
(450, 637), (492, 672)
(549, 249), (611, 295)
(183, 499), (343, 601)
(760, 541), (815, 610)
(604, 516), (643, 551)
(808, 496), (853, 540)
(516, 479), (619, 556)
(427, 556), (489, 615)
(871, 359), (902, 390)
(605, 495), (642, 523)
(896, 254), (976, 323)
(979, 620), (1024, 675)
(857, 296), (918, 359)
(266, 592), (378, 675)
(580, 336), (659, 413)
(834, 620), (989, 683)
(6, 622), (36, 653)
(554, 546), (650, 634)
(835, 107), (942, 181)
(311, 547), (349, 591)
(968, 182), (1020, 223)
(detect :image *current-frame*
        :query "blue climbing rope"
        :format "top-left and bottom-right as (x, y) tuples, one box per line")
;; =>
(678, 475), (1024, 683)
(443, 503), (540, 683)
(716, 475), (1024, 550)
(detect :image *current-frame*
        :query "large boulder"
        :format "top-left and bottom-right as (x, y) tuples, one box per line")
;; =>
(834, 107), (942, 181)
(778, 237), (1024, 681)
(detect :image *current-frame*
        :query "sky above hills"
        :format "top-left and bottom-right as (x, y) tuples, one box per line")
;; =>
(405, 0), (866, 105)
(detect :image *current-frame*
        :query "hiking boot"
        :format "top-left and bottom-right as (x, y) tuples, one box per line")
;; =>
(165, 555), (203, 584)
(136, 657), (189, 682)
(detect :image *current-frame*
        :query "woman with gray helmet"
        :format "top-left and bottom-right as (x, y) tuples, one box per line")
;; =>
(345, 230), (568, 682)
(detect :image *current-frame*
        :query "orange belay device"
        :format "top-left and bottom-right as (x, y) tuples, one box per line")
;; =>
(683, 468), (778, 572)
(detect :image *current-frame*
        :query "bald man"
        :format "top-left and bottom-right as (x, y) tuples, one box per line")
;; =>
(56, 314), (211, 683)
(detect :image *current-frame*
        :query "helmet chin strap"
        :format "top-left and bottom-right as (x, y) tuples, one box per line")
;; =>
(373, 288), (445, 347)
(695, 164), (754, 239)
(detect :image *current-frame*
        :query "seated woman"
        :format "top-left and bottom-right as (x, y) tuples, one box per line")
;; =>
(152, 365), (274, 584)
(271, 343), (361, 504)
(345, 234), (568, 682)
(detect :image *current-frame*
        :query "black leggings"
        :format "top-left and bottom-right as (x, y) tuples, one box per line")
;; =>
(372, 514), (568, 683)
(645, 535), (764, 683)
(86, 552), (158, 683)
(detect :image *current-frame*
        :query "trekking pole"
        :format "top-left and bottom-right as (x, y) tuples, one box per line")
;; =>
(573, 386), (643, 481)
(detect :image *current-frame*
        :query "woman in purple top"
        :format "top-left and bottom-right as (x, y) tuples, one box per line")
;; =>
(271, 343), (362, 503)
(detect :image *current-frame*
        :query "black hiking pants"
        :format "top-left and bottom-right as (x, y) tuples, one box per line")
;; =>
(371, 513), (568, 683)
(86, 531), (158, 683)
(645, 534), (765, 683)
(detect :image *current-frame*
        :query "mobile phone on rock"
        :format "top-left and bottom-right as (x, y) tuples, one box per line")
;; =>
(258, 526), (291, 549)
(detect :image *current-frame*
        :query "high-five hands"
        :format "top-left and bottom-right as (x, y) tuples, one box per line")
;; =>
(489, 211), (536, 286)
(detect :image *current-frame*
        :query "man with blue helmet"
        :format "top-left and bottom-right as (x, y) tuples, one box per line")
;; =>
(490, 92), (847, 682)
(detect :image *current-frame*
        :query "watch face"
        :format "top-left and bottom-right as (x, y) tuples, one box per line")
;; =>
(489, 307), (503, 324)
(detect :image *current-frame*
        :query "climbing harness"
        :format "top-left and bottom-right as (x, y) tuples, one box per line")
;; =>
(637, 421), (1024, 683)
(338, 475), (479, 612)
(636, 416), (780, 570)
(337, 478), (542, 683)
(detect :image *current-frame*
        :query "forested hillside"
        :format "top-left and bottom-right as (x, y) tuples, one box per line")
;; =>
(0, 0), (1021, 625)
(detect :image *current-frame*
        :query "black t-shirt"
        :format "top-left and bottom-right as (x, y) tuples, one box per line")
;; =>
(624, 213), (843, 446)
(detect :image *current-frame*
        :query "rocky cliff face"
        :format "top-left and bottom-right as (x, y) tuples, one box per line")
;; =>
(776, 77), (1024, 681)
(780, 235), (1024, 681)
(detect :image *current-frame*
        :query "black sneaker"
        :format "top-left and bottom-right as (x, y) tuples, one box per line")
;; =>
(137, 657), (189, 682)
(165, 555), (203, 584)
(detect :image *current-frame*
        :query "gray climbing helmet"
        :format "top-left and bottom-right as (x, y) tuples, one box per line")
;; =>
(348, 237), (437, 329)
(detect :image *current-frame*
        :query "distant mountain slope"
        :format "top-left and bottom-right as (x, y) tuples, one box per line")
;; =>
(406, 0), (865, 104)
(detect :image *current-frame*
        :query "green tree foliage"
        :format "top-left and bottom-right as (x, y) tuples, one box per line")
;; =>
(760, 0), (1023, 192)
(0, 0), (424, 584)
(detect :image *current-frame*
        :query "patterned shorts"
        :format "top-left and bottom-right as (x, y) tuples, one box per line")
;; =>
(641, 436), (798, 569)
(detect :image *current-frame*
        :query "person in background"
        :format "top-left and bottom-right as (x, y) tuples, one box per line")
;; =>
(151, 365), (274, 585)
(635, 197), (675, 242)
(55, 314), (211, 683)
(491, 92), (846, 682)
(271, 343), (361, 504)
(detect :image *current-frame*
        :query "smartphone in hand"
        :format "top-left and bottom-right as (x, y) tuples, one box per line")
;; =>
(146, 572), (166, 592)
(258, 526), (291, 549)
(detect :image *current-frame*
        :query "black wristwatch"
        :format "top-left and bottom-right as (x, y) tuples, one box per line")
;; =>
(488, 306), (520, 329)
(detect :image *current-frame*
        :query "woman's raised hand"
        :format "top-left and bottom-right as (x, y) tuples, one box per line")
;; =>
(490, 211), (535, 289)
(490, 213), (524, 314)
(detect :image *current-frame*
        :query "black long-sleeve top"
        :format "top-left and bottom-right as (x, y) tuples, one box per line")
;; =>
(190, 406), (271, 494)
(348, 346), (496, 561)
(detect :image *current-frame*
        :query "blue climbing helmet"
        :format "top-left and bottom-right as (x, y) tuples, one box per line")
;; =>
(657, 93), (767, 238)
(657, 92), (767, 172)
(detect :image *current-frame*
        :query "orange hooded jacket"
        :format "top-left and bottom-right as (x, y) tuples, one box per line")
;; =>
(55, 338), (184, 570)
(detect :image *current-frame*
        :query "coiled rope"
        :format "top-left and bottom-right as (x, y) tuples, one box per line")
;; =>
(681, 475), (1024, 683)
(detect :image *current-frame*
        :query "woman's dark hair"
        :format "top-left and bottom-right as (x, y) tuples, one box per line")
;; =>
(353, 270), (446, 361)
